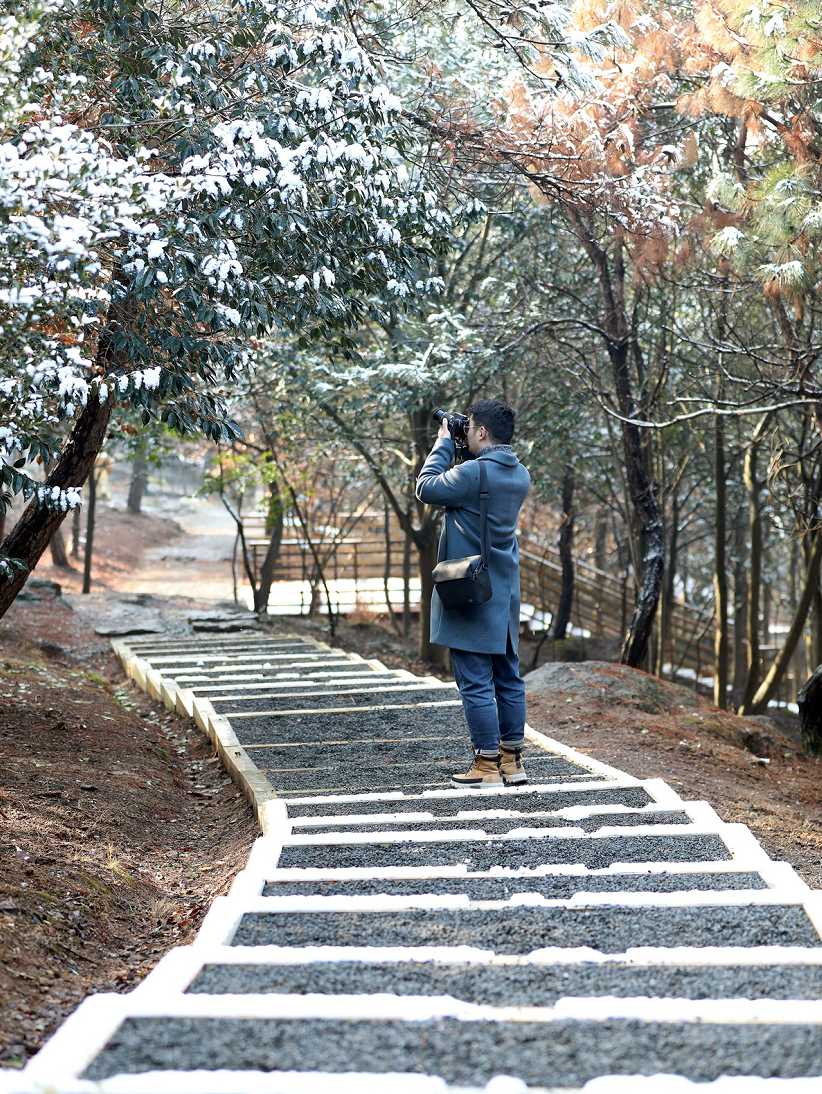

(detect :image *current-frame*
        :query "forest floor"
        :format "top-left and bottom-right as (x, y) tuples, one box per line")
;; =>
(1, 498), (820, 1067)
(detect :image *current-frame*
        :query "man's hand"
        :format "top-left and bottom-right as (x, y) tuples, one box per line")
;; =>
(437, 417), (451, 440)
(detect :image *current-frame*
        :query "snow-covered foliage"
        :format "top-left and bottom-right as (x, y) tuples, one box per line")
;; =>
(685, 0), (822, 297)
(0, 1), (171, 518)
(278, 304), (489, 413)
(0, 0), (451, 538)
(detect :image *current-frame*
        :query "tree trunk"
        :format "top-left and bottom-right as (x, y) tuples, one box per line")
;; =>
(594, 509), (607, 637)
(801, 497), (822, 675)
(762, 582), (772, 657)
(790, 543), (800, 704)
(563, 217), (663, 666)
(127, 451), (148, 514)
(0, 279), (134, 616)
(742, 527), (822, 714)
(82, 467), (97, 594)
(0, 394), (113, 617)
(613, 400), (662, 668)
(383, 499), (402, 637)
(71, 503), (82, 558)
(732, 507), (749, 707)
(553, 469), (575, 640)
(808, 583), (822, 672)
(231, 530), (239, 602)
(658, 486), (678, 677)
(798, 664), (822, 756)
(49, 526), (70, 568)
(254, 482), (285, 614)
(739, 416), (770, 711)
(713, 413), (729, 709)
(619, 436), (663, 667)
(804, 479), (822, 681)
(417, 533), (441, 662)
(403, 530), (412, 639)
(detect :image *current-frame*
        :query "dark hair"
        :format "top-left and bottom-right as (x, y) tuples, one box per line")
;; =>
(468, 399), (516, 444)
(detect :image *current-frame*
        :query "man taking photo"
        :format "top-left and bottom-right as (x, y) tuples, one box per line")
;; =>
(416, 400), (531, 788)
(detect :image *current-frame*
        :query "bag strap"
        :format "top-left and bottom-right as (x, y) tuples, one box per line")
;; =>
(441, 458), (490, 564)
(479, 459), (490, 568)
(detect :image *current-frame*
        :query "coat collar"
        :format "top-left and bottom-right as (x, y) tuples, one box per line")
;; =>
(477, 447), (519, 466)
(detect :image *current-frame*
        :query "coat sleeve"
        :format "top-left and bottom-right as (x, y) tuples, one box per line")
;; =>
(415, 438), (472, 507)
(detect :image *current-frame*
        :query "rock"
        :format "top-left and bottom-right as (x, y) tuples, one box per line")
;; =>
(29, 578), (62, 597)
(524, 660), (702, 715)
(94, 624), (165, 637)
(745, 714), (781, 735)
(0, 898), (18, 912)
(736, 724), (776, 758)
(190, 619), (256, 633)
(187, 610), (250, 623)
(39, 641), (68, 659)
(798, 665), (822, 756)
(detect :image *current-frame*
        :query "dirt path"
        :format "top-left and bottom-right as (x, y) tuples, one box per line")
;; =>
(31, 495), (237, 603)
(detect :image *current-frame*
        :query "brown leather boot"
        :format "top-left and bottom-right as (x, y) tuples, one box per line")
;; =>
(499, 742), (527, 785)
(451, 751), (502, 788)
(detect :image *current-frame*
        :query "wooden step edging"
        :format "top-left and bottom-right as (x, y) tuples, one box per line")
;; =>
(110, 637), (626, 835)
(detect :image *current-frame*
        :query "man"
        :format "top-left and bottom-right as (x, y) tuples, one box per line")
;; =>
(416, 399), (531, 787)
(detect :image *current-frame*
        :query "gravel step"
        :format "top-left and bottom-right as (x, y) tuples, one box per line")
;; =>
(82, 1015), (822, 1084)
(231, 904), (821, 951)
(245, 738), (586, 770)
(171, 661), (359, 682)
(262, 871), (766, 899)
(287, 810), (692, 836)
(128, 639), (284, 652)
(260, 755), (599, 795)
(147, 643), (320, 663)
(187, 958), (822, 1002)
(178, 667), (403, 686)
(285, 785), (654, 817)
(161, 654), (352, 671)
(231, 706), (470, 745)
(218, 687), (457, 712)
(164, 652), (341, 669)
(276, 832), (731, 870)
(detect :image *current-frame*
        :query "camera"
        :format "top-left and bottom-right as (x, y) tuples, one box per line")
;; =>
(433, 408), (470, 445)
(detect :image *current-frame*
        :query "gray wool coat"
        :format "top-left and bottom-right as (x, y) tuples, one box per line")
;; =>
(416, 438), (531, 655)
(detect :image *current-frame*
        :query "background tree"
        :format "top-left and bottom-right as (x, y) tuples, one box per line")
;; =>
(0, 0), (453, 613)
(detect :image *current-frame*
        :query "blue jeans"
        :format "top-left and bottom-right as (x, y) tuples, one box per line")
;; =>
(450, 636), (527, 756)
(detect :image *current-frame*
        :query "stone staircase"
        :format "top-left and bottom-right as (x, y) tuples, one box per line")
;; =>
(6, 629), (822, 1092)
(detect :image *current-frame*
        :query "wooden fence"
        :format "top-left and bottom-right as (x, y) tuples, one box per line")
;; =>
(242, 514), (800, 701)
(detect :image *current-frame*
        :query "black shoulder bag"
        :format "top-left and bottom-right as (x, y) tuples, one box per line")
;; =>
(431, 460), (493, 610)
